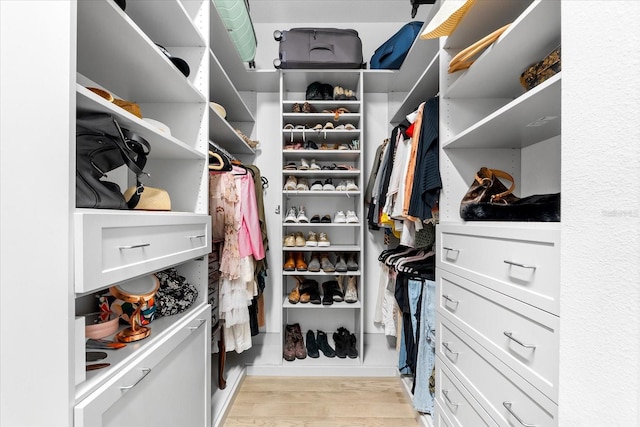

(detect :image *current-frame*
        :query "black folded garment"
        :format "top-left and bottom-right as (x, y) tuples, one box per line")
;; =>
(460, 193), (560, 222)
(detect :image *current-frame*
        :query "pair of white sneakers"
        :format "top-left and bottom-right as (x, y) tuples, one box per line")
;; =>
(335, 179), (358, 191)
(284, 206), (309, 223)
(334, 210), (359, 223)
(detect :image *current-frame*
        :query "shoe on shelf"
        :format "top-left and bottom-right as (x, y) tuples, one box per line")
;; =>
(321, 281), (334, 305)
(299, 158), (310, 170)
(318, 232), (330, 247)
(292, 323), (307, 359)
(291, 103), (302, 113)
(321, 83), (334, 100)
(306, 231), (318, 247)
(310, 180), (323, 191)
(345, 276), (358, 303)
(334, 211), (347, 223)
(295, 251), (307, 271)
(302, 102), (316, 113)
(283, 251), (296, 271)
(297, 206), (309, 223)
(316, 330), (335, 357)
(346, 179), (359, 191)
(309, 159), (321, 170)
(294, 231), (306, 247)
(333, 328), (348, 358)
(346, 210), (359, 223)
(296, 178), (309, 191)
(284, 175), (297, 190)
(306, 330), (320, 358)
(283, 234), (296, 247)
(346, 253), (359, 271)
(320, 253), (335, 272)
(310, 214), (321, 223)
(323, 178), (335, 191)
(320, 214), (332, 223)
(284, 206), (298, 223)
(284, 324), (297, 361)
(334, 255), (348, 272)
(347, 333), (358, 359)
(288, 277), (301, 304)
(332, 276), (345, 302)
(335, 180), (347, 191)
(300, 279), (321, 305)
(307, 253), (321, 272)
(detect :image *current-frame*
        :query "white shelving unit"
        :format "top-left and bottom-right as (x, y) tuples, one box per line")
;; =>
(435, 1), (561, 426)
(279, 70), (366, 369)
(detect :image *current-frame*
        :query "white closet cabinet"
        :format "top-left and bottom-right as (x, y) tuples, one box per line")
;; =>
(434, 1), (561, 426)
(0, 0), (211, 425)
(279, 70), (365, 368)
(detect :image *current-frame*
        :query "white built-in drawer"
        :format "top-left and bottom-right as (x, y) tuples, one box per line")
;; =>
(434, 400), (454, 427)
(75, 210), (211, 294)
(438, 269), (559, 402)
(437, 223), (560, 315)
(437, 317), (558, 426)
(435, 356), (497, 427)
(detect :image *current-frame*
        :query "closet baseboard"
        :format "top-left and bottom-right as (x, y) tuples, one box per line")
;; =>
(211, 364), (246, 427)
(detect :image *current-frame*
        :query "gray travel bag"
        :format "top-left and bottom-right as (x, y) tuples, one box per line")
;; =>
(273, 28), (365, 69)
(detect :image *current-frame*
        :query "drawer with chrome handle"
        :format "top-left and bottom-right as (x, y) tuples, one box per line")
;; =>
(437, 269), (559, 402)
(437, 316), (558, 426)
(74, 211), (211, 293)
(438, 223), (559, 315)
(435, 357), (497, 427)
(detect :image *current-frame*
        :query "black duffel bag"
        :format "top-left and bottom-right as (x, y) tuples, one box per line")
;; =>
(76, 113), (150, 209)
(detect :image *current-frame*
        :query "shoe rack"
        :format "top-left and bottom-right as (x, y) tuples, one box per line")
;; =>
(279, 70), (365, 368)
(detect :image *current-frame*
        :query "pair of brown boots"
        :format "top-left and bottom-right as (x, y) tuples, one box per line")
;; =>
(288, 276), (321, 304)
(283, 252), (307, 271)
(284, 323), (307, 361)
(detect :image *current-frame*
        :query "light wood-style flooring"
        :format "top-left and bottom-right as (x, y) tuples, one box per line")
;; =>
(223, 376), (420, 426)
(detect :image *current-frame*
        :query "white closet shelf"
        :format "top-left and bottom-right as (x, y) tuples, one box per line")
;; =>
(282, 223), (361, 228)
(281, 170), (360, 176)
(283, 245), (360, 252)
(283, 299), (362, 309)
(77, 85), (206, 160)
(125, 0), (207, 47)
(442, 74), (560, 149)
(283, 191), (361, 197)
(390, 52), (439, 124)
(77, 0), (206, 103)
(445, 0), (561, 99)
(283, 150), (361, 161)
(283, 271), (361, 276)
(283, 101), (361, 112)
(209, 50), (255, 123)
(209, 107), (256, 155)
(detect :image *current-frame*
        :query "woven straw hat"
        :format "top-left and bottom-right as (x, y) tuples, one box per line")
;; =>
(420, 0), (476, 39)
(124, 186), (171, 211)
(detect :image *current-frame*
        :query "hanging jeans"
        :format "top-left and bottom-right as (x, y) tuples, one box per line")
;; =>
(398, 277), (423, 375)
(413, 279), (436, 414)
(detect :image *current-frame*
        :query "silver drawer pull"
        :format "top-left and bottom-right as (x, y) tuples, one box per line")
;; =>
(187, 318), (206, 331)
(119, 243), (150, 249)
(442, 342), (459, 355)
(503, 401), (535, 427)
(442, 294), (459, 304)
(443, 247), (459, 252)
(442, 390), (459, 407)
(120, 368), (151, 391)
(504, 260), (536, 269)
(504, 331), (536, 349)
(189, 234), (206, 239)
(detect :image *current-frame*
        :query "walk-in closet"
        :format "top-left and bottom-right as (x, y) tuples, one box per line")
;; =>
(1, 1), (638, 427)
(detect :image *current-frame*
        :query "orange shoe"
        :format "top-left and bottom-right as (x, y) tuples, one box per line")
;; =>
(296, 252), (308, 271)
(288, 279), (300, 304)
(283, 252), (296, 271)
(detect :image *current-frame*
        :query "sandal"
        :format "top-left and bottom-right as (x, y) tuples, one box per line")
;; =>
(284, 123), (294, 129)
(323, 122), (334, 130)
(307, 140), (319, 150)
(284, 162), (298, 170)
(312, 123), (323, 131)
(344, 123), (356, 130)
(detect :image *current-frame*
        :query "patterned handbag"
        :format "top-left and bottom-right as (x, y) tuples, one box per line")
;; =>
(154, 268), (199, 317)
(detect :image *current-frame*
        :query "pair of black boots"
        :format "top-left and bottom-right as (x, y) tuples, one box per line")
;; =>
(333, 327), (358, 359)
(306, 329), (336, 358)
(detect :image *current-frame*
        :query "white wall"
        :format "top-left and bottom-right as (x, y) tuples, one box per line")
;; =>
(560, 2), (640, 426)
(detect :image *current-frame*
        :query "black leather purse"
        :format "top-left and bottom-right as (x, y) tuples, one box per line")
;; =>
(76, 113), (150, 209)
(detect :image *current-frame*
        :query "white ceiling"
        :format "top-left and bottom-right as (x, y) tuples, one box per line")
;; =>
(248, 0), (436, 23)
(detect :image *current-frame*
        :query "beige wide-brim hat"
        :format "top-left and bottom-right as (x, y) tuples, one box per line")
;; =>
(420, 0), (476, 39)
(210, 102), (227, 119)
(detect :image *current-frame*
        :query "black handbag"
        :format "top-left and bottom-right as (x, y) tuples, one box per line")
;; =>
(76, 113), (150, 209)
